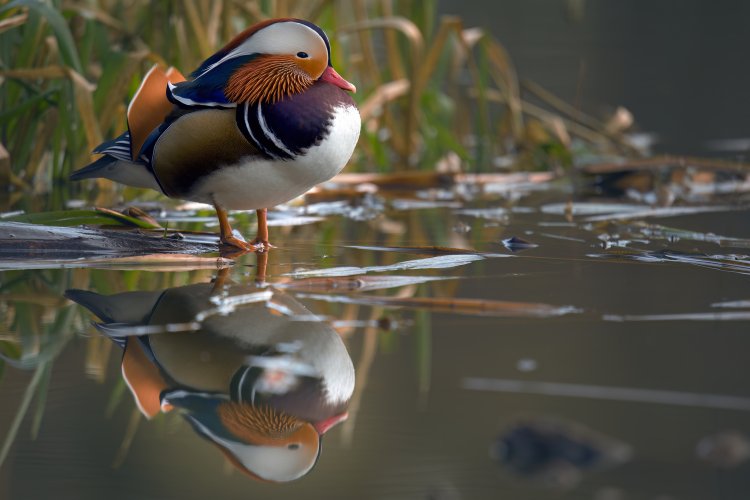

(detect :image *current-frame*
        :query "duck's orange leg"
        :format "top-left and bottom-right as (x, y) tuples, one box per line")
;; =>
(254, 251), (268, 284)
(251, 208), (273, 251)
(210, 267), (232, 293)
(215, 205), (254, 251)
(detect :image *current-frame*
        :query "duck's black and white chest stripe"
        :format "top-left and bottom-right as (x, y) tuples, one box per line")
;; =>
(186, 81), (359, 210)
(236, 81), (355, 160)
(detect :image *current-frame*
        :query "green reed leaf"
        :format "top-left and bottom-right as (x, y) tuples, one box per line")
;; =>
(2, 0), (83, 73)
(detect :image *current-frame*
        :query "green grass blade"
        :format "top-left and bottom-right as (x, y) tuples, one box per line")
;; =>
(30, 361), (52, 439)
(7, 209), (161, 229)
(0, 363), (46, 469)
(3, 0), (83, 73)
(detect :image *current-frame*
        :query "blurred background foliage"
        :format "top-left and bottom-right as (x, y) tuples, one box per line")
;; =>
(0, 0), (638, 212)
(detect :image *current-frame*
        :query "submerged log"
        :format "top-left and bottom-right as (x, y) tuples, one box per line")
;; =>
(0, 221), (221, 263)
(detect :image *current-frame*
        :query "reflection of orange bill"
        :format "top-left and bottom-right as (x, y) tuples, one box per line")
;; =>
(313, 411), (348, 435)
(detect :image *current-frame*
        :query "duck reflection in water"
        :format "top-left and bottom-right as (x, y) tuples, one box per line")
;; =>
(65, 270), (355, 483)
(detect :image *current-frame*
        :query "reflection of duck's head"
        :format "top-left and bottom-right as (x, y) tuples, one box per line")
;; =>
(163, 390), (321, 482)
(66, 280), (355, 482)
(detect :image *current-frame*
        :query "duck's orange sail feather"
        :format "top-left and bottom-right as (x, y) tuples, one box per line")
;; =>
(121, 338), (173, 418)
(127, 65), (186, 160)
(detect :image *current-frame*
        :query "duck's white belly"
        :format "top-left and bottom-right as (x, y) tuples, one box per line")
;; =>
(191, 105), (360, 210)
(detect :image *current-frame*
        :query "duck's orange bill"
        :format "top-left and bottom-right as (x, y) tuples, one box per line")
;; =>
(313, 411), (349, 435)
(320, 66), (356, 93)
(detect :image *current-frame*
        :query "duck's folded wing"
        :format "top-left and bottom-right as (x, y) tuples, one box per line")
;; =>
(151, 108), (262, 198)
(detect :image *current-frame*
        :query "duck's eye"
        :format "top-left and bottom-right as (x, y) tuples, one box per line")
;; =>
(296, 52), (309, 59)
(288, 443), (300, 450)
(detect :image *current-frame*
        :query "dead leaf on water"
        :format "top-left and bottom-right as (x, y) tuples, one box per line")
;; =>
(295, 292), (581, 318)
(329, 172), (554, 191)
(711, 300), (750, 309)
(590, 249), (750, 276)
(275, 275), (450, 293)
(80, 254), (233, 269)
(284, 254), (493, 278)
(267, 214), (325, 227)
(598, 221), (750, 249)
(582, 155), (750, 175)
(541, 202), (645, 216)
(391, 199), (463, 210)
(584, 205), (740, 222)
(604, 311), (750, 322)
(455, 207), (509, 221)
(346, 245), (500, 256)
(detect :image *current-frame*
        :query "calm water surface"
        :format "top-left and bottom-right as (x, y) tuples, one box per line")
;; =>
(2, 183), (750, 499)
(3, 3), (750, 499)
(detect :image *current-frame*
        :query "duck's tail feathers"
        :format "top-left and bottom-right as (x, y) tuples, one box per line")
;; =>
(69, 155), (118, 181)
(65, 289), (165, 324)
(92, 131), (133, 162)
(69, 154), (162, 191)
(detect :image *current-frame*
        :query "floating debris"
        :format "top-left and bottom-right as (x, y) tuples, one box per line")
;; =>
(346, 245), (495, 256)
(604, 221), (750, 249)
(463, 377), (750, 411)
(541, 202), (644, 216)
(275, 275), (449, 293)
(584, 205), (739, 222)
(490, 417), (632, 489)
(391, 199), (462, 210)
(581, 155), (750, 175)
(266, 214), (325, 227)
(502, 236), (538, 252)
(711, 300), (750, 309)
(455, 207), (509, 222)
(285, 254), (488, 278)
(295, 293), (581, 318)
(592, 250), (750, 276)
(299, 193), (385, 221)
(516, 358), (538, 372)
(696, 430), (750, 468)
(538, 233), (586, 243)
(604, 311), (750, 322)
(452, 220), (472, 234)
(329, 172), (554, 191)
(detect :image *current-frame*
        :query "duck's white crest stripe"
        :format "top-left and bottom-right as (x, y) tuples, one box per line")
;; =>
(243, 101), (264, 152)
(164, 389), (229, 401)
(257, 103), (295, 158)
(235, 365), (254, 404)
(195, 22), (324, 81)
(167, 81), (236, 109)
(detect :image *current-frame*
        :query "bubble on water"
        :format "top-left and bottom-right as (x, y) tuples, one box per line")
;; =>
(516, 358), (538, 372)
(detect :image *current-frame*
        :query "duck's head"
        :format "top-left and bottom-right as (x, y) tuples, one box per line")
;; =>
(163, 390), (323, 482)
(189, 18), (355, 106)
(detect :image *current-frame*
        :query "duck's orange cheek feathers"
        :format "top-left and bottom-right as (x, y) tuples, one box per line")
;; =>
(296, 55), (327, 81)
(225, 56), (313, 104)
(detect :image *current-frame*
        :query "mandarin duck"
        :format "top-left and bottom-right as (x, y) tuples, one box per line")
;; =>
(65, 281), (354, 482)
(70, 19), (360, 251)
